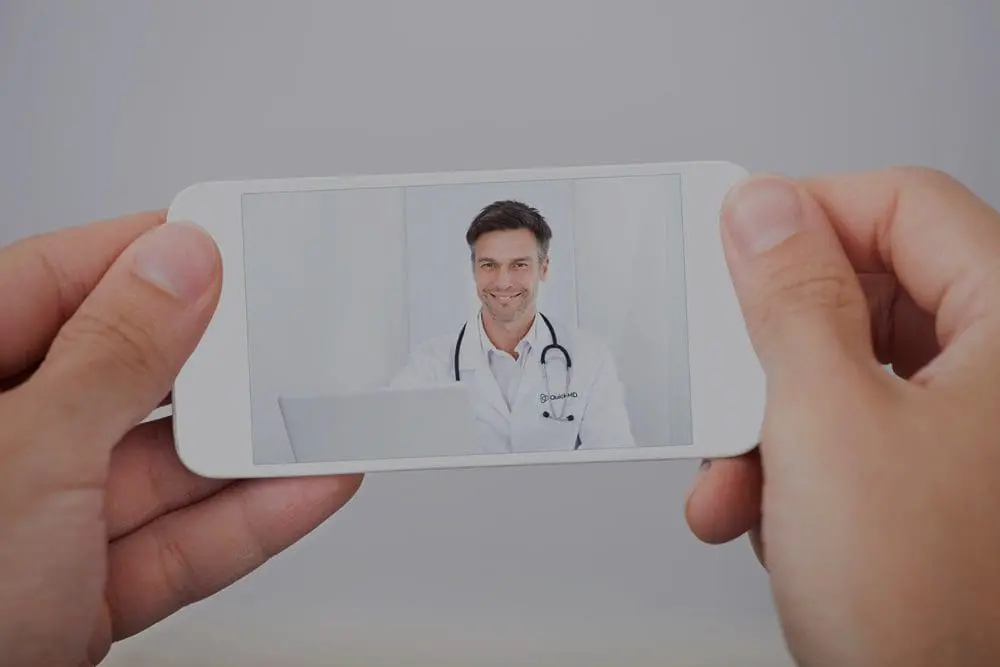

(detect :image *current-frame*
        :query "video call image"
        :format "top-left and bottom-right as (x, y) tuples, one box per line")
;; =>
(241, 175), (693, 465)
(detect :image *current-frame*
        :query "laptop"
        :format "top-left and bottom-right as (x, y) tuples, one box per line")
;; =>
(277, 383), (481, 463)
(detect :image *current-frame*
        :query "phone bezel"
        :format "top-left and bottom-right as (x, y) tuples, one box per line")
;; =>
(167, 160), (763, 478)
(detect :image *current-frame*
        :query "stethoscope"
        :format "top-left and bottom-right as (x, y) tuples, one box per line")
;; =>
(453, 312), (577, 425)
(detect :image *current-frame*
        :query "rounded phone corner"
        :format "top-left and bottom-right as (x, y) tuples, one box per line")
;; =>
(707, 160), (750, 186)
(166, 180), (224, 224)
(683, 159), (748, 177)
(721, 438), (760, 459)
(686, 440), (758, 463)
(172, 433), (232, 481)
(167, 181), (202, 213)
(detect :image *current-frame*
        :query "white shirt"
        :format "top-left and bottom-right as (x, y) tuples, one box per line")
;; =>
(388, 310), (636, 453)
(478, 312), (537, 409)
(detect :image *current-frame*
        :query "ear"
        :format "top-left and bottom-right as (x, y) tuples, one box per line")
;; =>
(540, 255), (550, 281)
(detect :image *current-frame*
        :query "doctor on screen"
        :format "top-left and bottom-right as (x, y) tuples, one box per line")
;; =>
(389, 199), (636, 454)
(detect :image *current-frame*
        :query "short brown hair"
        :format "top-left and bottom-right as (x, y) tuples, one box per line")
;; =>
(465, 199), (552, 261)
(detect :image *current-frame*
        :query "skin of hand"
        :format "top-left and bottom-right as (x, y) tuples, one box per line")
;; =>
(0, 212), (363, 666)
(685, 167), (1000, 665)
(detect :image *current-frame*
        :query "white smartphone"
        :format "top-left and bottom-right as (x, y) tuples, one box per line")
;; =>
(166, 161), (763, 478)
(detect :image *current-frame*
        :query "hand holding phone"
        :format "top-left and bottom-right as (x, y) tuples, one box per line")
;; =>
(0, 212), (362, 665)
(688, 168), (1000, 666)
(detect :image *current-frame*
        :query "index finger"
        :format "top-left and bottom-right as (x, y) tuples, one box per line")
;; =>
(100, 474), (364, 651)
(798, 167), (1000, 353)
(0, 211), (165, 379)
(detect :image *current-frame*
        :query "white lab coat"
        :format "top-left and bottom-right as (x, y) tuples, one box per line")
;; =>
(389, 311), (636, 454)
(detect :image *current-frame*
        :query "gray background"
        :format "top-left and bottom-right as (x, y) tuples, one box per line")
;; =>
(2, 1), (997, 664)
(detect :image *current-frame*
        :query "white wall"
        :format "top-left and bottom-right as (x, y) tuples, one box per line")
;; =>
(1, 1), (997, 665)
(574, 174), (692, 448)
(242, 187), (410, 463)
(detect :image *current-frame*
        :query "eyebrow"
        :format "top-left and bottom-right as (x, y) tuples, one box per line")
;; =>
(478, 256), (532, 263)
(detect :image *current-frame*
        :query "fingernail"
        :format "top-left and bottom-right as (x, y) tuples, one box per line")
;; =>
(722, 176), (805, 256)
(131, 222), (218, 301)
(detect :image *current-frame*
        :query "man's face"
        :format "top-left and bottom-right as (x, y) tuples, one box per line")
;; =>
(472, 228), (548, 323)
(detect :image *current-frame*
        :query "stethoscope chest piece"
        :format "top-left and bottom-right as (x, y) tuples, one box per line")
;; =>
(454, 312), (580, 449)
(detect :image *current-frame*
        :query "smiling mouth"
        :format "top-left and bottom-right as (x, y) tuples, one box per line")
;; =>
(489, 291), (523, 303)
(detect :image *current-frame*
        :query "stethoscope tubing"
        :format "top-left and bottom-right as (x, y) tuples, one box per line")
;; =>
(453, 313), (574, 417)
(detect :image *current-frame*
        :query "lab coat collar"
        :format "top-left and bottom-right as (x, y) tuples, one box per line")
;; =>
(458, 309), (540, 371)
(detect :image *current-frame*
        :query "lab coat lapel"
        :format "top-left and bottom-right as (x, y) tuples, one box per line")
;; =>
(511, 315), (546, 415)
(458, 312), (509, 419)
(512, 348), (544, 417)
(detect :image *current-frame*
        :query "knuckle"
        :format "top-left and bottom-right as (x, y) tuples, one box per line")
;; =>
(154, 525), (202, 606)
(890, 165), (962, 190)
(745, 262), (863, 339)
(31, 242), (90, 320)
(234, 485), (273, 562)
(941, 257), (1000, 343)
(58, 307), (165, 380)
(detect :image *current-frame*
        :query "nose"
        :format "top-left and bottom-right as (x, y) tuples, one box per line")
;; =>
(495, 266), (514, 288)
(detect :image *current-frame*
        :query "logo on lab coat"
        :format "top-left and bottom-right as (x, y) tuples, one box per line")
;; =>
(539, 392), (578, 403)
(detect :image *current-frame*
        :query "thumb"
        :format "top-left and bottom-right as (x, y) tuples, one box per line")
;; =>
(20, 221), (221, 473)
(720, 175), (879, 387)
